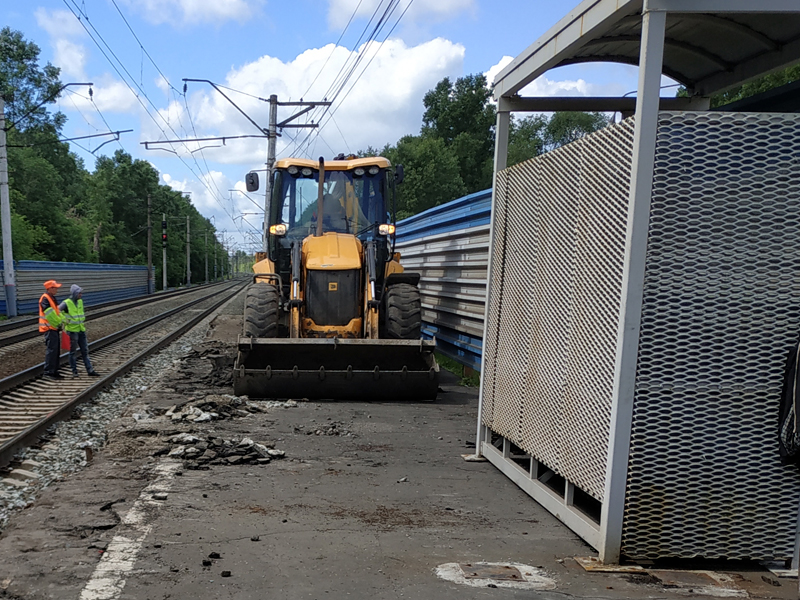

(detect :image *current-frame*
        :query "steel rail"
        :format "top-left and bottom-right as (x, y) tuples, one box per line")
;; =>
(0, 281), (245, 468)
(0, 281), (234, 347)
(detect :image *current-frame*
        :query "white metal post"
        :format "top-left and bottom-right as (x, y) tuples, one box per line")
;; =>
(146, 194), (153, 294)
(204, 230), (209, 284)
(0, 97), (17, 317)
(474, 108), (510, 457)
(162, 213), (167, 291)
(186, 215), (191, 286)
(264, 95), (278, 252)
(599, 7), (667, 564)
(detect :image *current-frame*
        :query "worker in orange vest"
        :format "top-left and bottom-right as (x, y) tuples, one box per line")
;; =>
(39, 280), (64, 379)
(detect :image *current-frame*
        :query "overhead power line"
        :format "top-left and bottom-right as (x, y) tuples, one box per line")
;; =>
(61, 0), (244, 233)
(291, 0), (415, 159)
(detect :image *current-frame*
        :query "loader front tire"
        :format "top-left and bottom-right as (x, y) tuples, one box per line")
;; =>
(384, 283), (421, 339)
(243, 282), (279, 338)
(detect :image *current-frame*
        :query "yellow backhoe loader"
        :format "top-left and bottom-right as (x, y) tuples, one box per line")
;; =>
(233, 155), (439, 400)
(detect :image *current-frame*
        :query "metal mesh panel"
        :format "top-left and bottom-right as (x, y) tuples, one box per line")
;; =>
(623, 111), (800, 560)
(561, 122), (634, 497)
(481, 169), (510, 435)
(481, 120), (633, 500)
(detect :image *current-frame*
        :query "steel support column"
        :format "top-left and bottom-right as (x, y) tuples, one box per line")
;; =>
(599, 8), (666, 564)
(0, 97), (17, 317)
(475, 109), (510, 457)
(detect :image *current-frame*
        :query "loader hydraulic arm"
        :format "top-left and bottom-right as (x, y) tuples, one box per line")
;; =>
(366, 241), (378, 309)
(290, 241), (302, 305)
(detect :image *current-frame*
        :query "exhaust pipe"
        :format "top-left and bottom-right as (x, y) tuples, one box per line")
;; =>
(315, 156), (325, 237)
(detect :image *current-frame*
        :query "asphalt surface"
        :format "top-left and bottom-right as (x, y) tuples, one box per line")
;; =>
(0, 292), (796, 599)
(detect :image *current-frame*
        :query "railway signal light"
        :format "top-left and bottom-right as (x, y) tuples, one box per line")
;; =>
(162, 220), (167, 248)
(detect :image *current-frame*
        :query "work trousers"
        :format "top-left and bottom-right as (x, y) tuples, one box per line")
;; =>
(43, 330), (60, 375)
(69, 331), (94, 375)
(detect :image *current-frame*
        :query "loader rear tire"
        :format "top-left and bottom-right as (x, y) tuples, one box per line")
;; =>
(384, 283), (421, 339)
(243, 282), (279, 338)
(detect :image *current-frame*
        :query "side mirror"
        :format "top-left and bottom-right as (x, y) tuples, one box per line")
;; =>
(245, 172), (260, 192)
(395, 164), (404, 185)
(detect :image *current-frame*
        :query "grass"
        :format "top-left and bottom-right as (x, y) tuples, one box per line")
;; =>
(435, 352), (481, 387)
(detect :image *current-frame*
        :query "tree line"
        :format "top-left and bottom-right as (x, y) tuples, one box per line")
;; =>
(0, 27), (228, 289)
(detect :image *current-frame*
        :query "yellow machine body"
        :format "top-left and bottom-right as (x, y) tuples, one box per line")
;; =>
(234, 156), (438, 400)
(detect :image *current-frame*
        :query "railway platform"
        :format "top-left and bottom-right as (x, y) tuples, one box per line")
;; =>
(0, 287), (795, 599)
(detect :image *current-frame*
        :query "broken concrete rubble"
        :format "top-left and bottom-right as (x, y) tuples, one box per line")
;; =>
(159, 432), (286, 469)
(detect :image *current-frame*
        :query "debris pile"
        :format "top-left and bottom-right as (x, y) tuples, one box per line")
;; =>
(294, 419), (352, 437)
(164, 395), (299, 423)
(159, 433), (286, 469)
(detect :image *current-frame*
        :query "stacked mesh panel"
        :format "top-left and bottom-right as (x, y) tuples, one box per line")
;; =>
(482, 119), (634, 502)
(623, 112), (800, 560)
(482, 111), (800, 560)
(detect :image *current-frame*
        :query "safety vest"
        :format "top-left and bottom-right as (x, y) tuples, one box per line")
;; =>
(38, 294), (62, 333)
(63, 298), (86, 333)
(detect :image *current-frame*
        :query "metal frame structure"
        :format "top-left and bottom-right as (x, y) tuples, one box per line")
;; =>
(478, 0), (800, 564)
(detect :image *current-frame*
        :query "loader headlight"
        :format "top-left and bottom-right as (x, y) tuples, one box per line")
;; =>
(287, 165), (299, 176)
(378, 224), (395, 236)
(270, 224), (287, 236)
(354, 167), (365, 177)
(368, 166), (380, 175)
(301, 167), (313, 177)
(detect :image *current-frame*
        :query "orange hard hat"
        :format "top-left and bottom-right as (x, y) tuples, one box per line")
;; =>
(43, 280), (62, 289)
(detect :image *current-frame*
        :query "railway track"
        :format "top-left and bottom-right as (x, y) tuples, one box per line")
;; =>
(0, 280), (245, 468)
(0, 281), (239, 380)
(0, 280), (232, 347)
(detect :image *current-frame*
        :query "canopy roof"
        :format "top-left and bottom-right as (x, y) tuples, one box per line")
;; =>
(493, 0), (800, 99)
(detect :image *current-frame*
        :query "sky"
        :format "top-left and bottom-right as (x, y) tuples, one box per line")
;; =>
(7, 0), (646, 253)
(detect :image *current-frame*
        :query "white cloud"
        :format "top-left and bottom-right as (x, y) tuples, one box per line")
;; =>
(328, 0), (475, 29)
(169, 37), (464, 165)
(161, 171), (265, 245)
(155, 75), (172, 96)
(35, 8), (89, 80)
(66, 77), (139, 114)
(34, 8), (86, 39)
(484, 56), (620, 98)
(485, 55), (513, 88)
(118, 0), (264, 26)
(53, 39), (88, 80)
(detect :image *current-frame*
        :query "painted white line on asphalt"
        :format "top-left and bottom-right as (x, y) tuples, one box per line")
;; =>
(435, 562), (556, 590)
(79, 461), (181, 600)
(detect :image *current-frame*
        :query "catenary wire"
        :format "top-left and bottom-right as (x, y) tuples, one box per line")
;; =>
(61, 0), (244, 233)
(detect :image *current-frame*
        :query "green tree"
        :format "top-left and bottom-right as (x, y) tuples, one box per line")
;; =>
(508, 114), (547, 167)
(543, 111), (610, 151)
(714, 64), (800, 107)
(1, 28), (93, 262)
(422, 74), (496, 193)
(384, 135), (467, 219)
(0, 27), (63, 129)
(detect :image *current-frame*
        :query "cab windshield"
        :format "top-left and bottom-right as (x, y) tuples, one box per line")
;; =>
(273, 169), (385, 239)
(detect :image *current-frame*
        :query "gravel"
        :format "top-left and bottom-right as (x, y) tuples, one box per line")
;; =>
(0, 313), (217, 531)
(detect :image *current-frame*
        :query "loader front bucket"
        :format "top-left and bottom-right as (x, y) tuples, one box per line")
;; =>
(233, 337), (439, 400)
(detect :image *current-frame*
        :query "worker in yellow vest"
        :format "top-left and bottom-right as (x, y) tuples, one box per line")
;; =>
(39, 280), (64, 379)
(59, 284), (98, 378)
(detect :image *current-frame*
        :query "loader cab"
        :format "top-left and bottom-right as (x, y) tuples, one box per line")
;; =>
(266, 157), (396, 284)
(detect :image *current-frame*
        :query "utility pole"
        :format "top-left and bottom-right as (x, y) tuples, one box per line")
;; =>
(264, 94), (278, 252)
(0, 97), (16, 317)
(172, 82), (331, 253)
(162, 214), (167, 291)
(186, 215), (191, 286)
(259, 96), (330, 252)
(204, 230), (209, 284)
(146, 194), (153, 294)
(214, 236), (218, 281)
